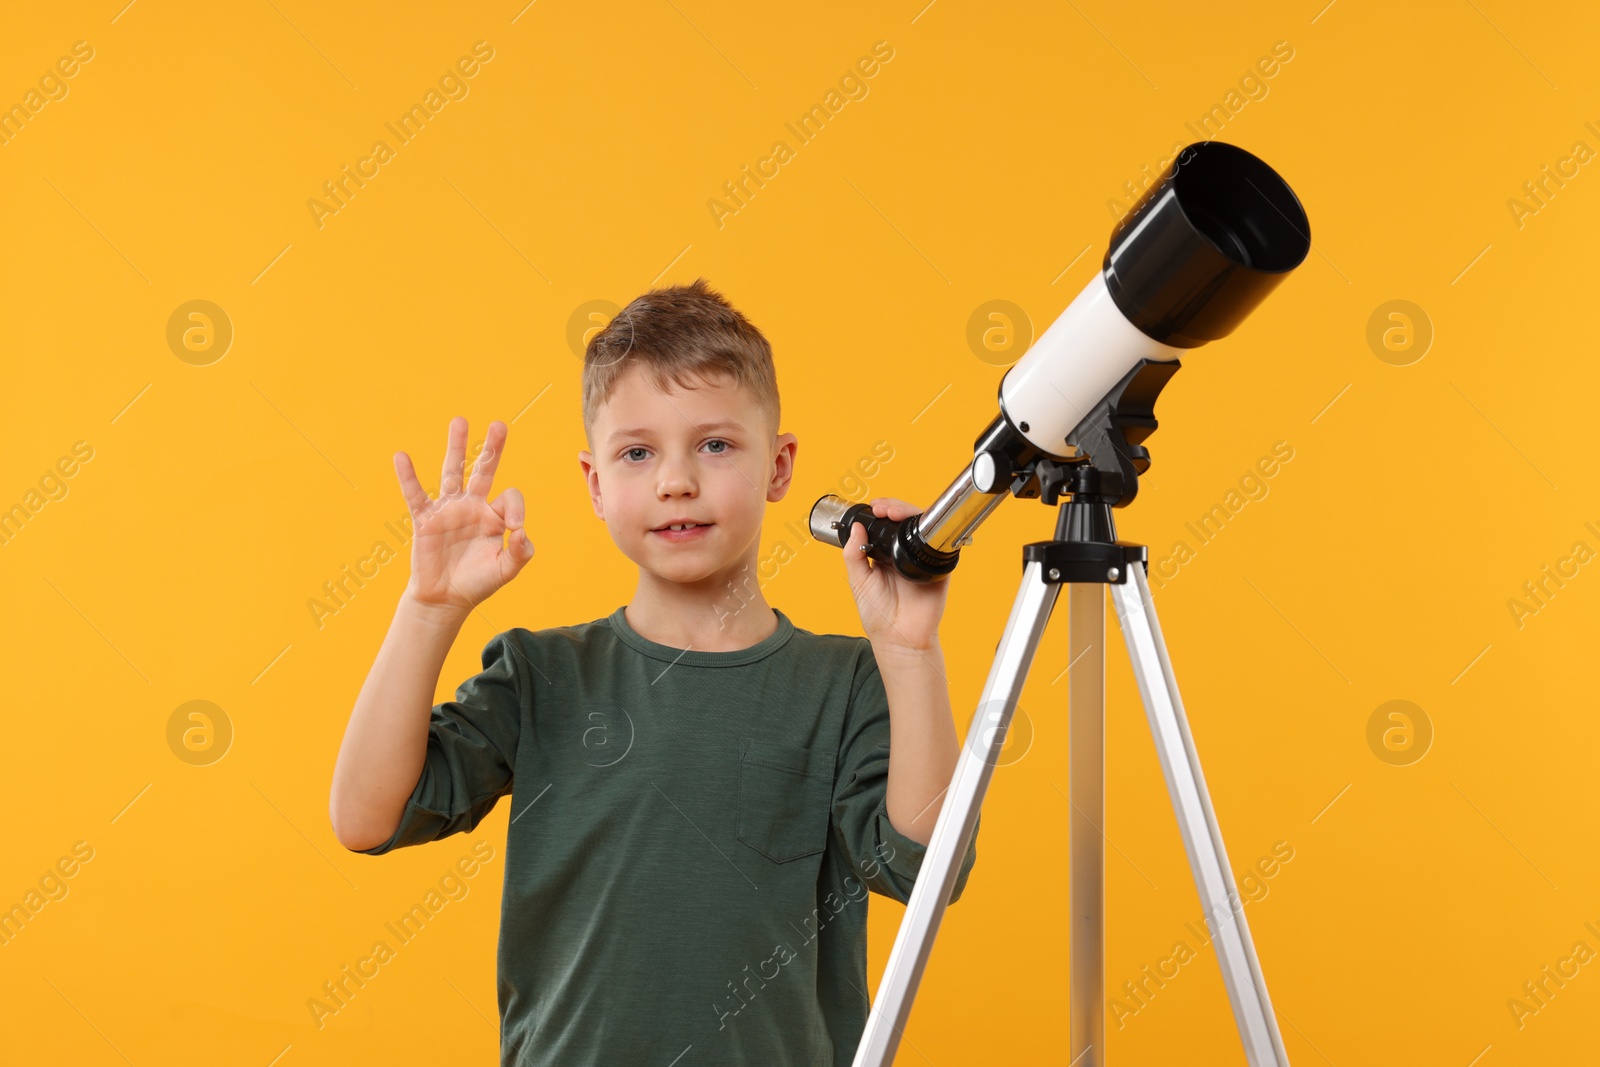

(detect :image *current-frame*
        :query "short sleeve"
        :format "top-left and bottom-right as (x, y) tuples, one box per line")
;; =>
(831, 643), (979, 904)
(352, 630), (528, 856)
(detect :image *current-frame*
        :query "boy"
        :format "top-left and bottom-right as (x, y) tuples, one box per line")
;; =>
(328, 278), (980, 1066)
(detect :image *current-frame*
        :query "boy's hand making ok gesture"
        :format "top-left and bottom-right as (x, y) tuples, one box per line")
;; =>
(394, 416), (535, 622)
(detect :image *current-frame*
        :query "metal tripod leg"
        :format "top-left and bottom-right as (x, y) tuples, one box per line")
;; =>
(1108, 563), (1291, 1066)
(851, 557), (1290, 1067)
(1068, 582), (1105, 1067)
(850, 559), (1062, 1067)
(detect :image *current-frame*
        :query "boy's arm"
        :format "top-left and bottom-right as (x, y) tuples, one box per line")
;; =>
(840, 496), (964, 846)
(836, 496), (980, 903)
(831, 643), (979, 905)
(329, 593), (467, 851)
(871, 638), (960, 846)
(329, 416), (534, 852)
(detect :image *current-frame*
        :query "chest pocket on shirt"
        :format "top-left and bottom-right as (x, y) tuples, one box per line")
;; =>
(736, 738), (832, 864)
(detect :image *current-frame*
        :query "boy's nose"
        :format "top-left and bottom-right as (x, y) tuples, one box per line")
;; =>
(656, 459), (697, 496)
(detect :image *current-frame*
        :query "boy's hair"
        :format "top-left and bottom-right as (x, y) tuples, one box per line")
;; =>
(582, 278), (780, 447)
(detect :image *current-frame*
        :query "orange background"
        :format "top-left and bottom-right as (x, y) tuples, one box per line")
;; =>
(2, 1), (1596, 1064)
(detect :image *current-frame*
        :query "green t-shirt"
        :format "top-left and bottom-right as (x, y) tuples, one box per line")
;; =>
(355, 605), (980, 1066)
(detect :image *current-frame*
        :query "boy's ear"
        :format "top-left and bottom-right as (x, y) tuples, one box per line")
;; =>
(577, 450), (604, 519)
(766, 433), (798, 503)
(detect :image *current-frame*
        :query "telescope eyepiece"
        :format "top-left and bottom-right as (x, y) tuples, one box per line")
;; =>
(808, 494), (959, 582)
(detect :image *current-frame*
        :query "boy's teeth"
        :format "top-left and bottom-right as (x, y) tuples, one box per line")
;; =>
(667, 523), (700, 531)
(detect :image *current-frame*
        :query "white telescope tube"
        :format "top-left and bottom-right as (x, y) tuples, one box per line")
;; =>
(998, 272), (1185, 456)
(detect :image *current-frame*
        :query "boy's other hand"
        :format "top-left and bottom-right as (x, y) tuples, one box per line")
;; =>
(394, 416), (534, 622)
(842, 497), (949, 654)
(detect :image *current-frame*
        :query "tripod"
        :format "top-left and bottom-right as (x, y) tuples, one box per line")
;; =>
(850, 363), (1292, 1067)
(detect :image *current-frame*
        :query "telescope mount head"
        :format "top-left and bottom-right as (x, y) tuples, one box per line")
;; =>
(1011, 356), (1181, 512)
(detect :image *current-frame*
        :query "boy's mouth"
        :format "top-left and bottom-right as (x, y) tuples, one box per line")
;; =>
(650, 520), (714, 543)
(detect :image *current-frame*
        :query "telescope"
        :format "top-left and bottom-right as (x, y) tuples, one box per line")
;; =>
(809, 140), (1310, 574)
(816, 141), (1313, 1067)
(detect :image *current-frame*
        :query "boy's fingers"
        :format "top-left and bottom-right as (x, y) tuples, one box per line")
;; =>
(513, 528), (534, 560)
(440, 416), (468, 496)
(501, 522), (535, 581)
(394, 452), (431, 514)
(842, 519), (871, 586)
(871, 497), (922, 521)
(507, 522), (535, 563)
(494, 487), (534, 576)
(492, 486), (527, 533)
(467, 420), (507, 498)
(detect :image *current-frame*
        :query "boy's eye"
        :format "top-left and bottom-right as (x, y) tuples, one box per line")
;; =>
(621, 440), (732, 463)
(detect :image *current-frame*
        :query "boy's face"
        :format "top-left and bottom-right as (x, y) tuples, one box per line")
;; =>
(578, 365), (797, 586)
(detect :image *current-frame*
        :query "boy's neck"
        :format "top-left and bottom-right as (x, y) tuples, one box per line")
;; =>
(625, 551), (777, 653)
